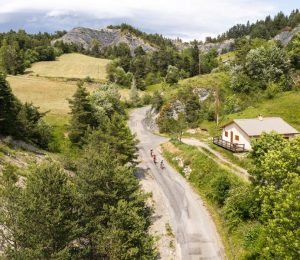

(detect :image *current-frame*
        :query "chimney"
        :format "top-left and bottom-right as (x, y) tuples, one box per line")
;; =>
(258, 115), (263, 121)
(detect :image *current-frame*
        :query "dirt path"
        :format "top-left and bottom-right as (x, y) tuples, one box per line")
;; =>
(181, 138), (250, 180)
(129, 107), (224, 260)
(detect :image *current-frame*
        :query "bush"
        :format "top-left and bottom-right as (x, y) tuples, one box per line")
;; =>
(209, 174), (234, 206)
(223, 185), (260, 229)
(165, 65), (180, 84)
(265, 82), (280, 99)
(142, 93), (152, 105)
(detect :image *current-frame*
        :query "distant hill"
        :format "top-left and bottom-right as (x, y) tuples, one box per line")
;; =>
(53, 27), (157, 54)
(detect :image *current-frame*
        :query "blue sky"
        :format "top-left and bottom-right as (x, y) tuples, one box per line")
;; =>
(0, 0), (299, 40)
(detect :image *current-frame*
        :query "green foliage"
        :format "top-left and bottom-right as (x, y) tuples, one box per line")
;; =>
(0, 73), (52, 148)
(165, 65), (180, 84)
(230, 68), (254, 93)
(68, 83), (97, 144)
(223, 185), (260, 229)
(151, 91), (164, 112)
(16, 103), (52, 148)
(129, 78), (141, 106)
(0, 30), (65, 75)
(245, 44), (291, 88)
(1, 162), (77, 259)
(250, 132), (287, 169)
(199, 49), (218, 74)
(144, 72), (162, 86)
(250, 134), (300, 259)
(90, 84), (125, 119)
(34, 45), (56, 61)
(265, 82), (281, 99)
(287, 32), (300, 69)
(108, 23), (175, 49)
(212, 9), (300, 42)
(107, 60), (133, 87)
(190, 41), (200, 76)
(0, 73), (21, 136)
(231, 42), (292, 94)
(0, 40), (25, 75)
(209, 174), (234, 206)
(162, 142), (253, 258)
(75, 144), (155, 259)
(177, 87), (201, 126)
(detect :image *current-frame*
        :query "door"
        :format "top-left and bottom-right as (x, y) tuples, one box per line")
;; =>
(230, 131), (233, 143)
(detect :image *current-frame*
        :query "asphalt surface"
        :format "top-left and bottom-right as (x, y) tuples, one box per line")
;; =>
(129, 107), (224, 260)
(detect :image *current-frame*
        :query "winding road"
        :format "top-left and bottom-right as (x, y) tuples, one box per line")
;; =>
(129, 107), (224, 260)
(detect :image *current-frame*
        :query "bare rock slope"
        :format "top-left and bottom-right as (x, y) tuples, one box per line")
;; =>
(53, 27), (156, 53)
(274, 25), (300, 46)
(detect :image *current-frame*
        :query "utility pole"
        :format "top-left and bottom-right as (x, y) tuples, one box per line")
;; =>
(215, 87), (220, 126)
(198, 51), (201, 75)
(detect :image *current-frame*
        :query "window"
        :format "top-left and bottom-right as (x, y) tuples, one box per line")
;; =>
(235, 135), (239, 141)
(225, 131), (228, 137)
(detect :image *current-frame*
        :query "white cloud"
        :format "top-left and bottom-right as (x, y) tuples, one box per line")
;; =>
(0, 0), (285, 40)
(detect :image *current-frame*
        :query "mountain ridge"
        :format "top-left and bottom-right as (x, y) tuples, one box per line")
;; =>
(52, 26), (156, 54)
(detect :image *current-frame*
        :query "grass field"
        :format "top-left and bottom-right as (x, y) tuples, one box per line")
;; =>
(27, 53), (110, 80)
(147, 72), (229, 93)
(199, 91), (300, 135)
(8, 76), (99, 115)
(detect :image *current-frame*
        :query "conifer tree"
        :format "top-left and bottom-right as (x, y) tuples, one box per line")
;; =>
(0, 73), (21, 136)
(1, 162), (78, 259)
(68, 82), (96, 144)
(75, 144), (155, 259)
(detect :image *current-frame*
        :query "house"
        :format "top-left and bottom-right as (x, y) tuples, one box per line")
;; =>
(213, 116), (300, 152)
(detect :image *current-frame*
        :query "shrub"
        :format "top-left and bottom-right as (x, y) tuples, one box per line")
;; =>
(209, 174), (234, 206)
(223, 185), (260, 229)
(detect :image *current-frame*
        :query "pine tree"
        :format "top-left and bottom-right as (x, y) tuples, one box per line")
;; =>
(109, 113), (138, 164)
(0, 73), (21, 136)
(1, 162), (78, 259)
(190, 41), (200, 76)
(129, 77), (140, 106)
(68, 82), (96, 144)
(75, 145), (155, 259)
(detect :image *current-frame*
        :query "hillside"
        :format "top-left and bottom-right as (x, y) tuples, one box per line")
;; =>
(27, 53), (110, 80)
(221, 91), (300, 131)
(7, 76), (99, 116)
(53, 27), (156, 53)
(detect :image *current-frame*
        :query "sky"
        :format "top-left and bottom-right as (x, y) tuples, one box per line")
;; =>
(0, 0), (299, 41)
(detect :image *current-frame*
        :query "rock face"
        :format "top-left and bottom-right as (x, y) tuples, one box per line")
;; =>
(199, 39), (235, 54)
(53, 27), (156, 54)
(274, 25), (300, 46)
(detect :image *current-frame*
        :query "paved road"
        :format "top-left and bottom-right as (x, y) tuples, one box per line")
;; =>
(129, 107), (224, 260)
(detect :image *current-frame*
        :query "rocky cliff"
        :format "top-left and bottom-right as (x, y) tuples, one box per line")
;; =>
(53, 27), (156, 53)
(274, 25), (300, 46)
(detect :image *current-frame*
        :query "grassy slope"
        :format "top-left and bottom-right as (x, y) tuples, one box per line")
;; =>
(27, 53), (110, 80)
(201, 91), (300, 135)
(146, 72), (230, 102)
(8, 76), (99, 116)
(147, 72), (229, 92)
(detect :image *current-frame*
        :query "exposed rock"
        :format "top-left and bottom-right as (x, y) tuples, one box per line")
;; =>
(199, 39), (235, 54)
(53, 27), (156, 54)
(274, 25), (300, 46)
(170, 100), (185, 119)
(192, 88), (210, 101)
(171, 39), (191, 51)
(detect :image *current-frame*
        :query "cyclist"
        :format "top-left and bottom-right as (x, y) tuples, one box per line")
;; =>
(160, 160), (165, 169)
(153, 154), (157, 164)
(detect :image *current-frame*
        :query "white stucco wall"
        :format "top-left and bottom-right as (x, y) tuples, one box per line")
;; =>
(221, 123), (252, 150)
